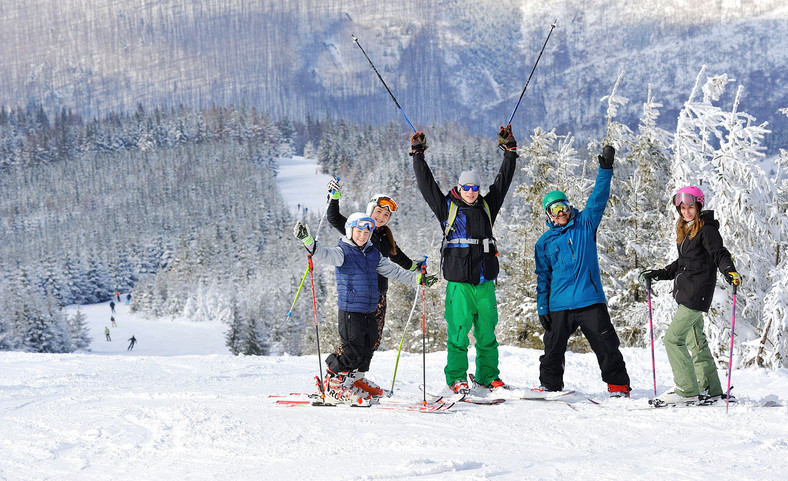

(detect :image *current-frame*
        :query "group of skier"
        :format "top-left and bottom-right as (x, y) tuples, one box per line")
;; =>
(293, 126), (740, 407)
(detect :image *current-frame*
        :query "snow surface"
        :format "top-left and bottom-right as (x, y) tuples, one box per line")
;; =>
(1, 299), (788, 480)
(275, 155), (334, 217)
(3, 156), (787, 480)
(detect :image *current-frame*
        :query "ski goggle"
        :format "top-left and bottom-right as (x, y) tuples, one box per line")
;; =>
(672, 193), (699, 207)
(546, 200), (570, 217)
(371, 196), (398, 213)
(347, 216), (376, 231)
(460, 184), (480, 192)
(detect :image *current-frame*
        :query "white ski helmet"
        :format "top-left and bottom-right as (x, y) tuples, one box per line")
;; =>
(345, 212), (376, 239)
(365, 194), (398, 217)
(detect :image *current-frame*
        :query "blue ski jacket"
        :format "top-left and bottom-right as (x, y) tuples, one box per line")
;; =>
(535, 167), (612, 314)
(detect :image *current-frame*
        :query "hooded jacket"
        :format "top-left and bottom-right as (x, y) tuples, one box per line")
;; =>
(535, 167), (612, 314)
(412, 149), (517, 284)
(652, 210), (736, 312)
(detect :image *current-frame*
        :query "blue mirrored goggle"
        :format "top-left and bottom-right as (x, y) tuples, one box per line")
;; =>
(461, 184), (480, 192)
(348, 217), (376, 231)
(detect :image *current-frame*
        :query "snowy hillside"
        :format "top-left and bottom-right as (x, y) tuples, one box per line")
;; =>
(3, 0), (788, 146)
(1, 299), (787, 480)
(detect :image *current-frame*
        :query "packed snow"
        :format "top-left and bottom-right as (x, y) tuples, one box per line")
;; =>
(1, 298), (787, 480)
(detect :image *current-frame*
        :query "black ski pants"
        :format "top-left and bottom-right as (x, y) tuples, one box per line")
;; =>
(539, 303), (630, 391)
(325, 309), (377, 374)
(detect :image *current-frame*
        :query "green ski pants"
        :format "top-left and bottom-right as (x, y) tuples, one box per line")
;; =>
(443, 281), (500, 386)
(664, 304), (723, 397)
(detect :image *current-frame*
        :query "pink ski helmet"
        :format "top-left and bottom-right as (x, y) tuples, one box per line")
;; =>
(672, 186), (705, 211)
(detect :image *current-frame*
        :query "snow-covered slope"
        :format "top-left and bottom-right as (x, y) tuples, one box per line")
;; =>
(1, 299), (787, 480)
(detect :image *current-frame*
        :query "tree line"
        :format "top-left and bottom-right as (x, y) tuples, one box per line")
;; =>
(1, 68), (787, 369)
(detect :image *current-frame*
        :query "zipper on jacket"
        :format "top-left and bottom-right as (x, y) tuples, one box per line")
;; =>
(568, 238), (576, 261)
(588, 269), (599, 293)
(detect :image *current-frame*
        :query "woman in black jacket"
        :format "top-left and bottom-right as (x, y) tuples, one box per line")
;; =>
(325, 181), (420, 397)
(640, 186), (740, 407)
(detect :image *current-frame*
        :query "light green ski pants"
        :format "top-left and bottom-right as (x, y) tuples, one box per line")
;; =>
(443, 281), (500, 386)
(664, 304), (723, 397)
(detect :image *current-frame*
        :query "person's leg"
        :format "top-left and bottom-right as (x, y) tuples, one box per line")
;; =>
(664, 305), (702, 397)
(687, 314), (723, 396)
(471, 281), (500, 385)
(444, 282), (475, 385)
(539, 309), (572, 391)
(326, 310), (365, 373)
(370, 294), (387, 353)
(577, 304), (630, 387)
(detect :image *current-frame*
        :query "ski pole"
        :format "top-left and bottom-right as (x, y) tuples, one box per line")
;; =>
(421, 263), (428, 406)
(646, 278), (657, 397)
(506, 20), (557, 126)
(725, 283), (738, 412)
(308, 254), (327, 403)
(284, 177), (339, 322)
(389, 285), (423, 397)
(351, 34), (417, 133)
(389, 256), (428, 396)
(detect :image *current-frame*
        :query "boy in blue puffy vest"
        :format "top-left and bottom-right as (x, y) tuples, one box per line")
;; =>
(294, 213), (436, 405)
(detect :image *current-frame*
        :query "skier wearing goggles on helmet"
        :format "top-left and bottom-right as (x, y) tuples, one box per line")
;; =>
(293, 213), (437, 406)
(534, 146), (632, 398)
(324, 179), (425, 397)
(410, 125), (517, 393)
(639, 186), (739, 407)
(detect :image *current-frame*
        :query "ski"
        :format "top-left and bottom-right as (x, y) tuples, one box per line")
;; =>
(270, 393), (454, 412)
(519, 389), (575, 401)
(419, 386), (506, 406)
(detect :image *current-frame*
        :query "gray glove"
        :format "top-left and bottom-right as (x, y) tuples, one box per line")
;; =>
(327, 178), (341, 200)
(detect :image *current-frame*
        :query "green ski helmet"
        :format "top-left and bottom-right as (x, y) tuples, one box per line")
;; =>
(542, 190), (568, 212)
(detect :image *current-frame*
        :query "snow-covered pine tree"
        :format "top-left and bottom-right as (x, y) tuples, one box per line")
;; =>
(598, 83), (674, 345)
(67, 306), (91, 352)
(659, 67), (785, 367)
(498, 128), (587, 348)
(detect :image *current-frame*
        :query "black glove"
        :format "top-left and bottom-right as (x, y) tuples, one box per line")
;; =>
(410, 131), (428, 156)
(638, 269), (660, 285)
(497, 124), (517, 151)
(725, 271), (741, 286)
(598, 145), (615, 169)
(539, 313), (552, 332)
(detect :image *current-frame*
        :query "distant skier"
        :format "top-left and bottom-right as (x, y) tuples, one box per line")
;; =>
(105, 327), (111, 341)
(126, 293), (131, 305)
(111, 316), (117, 327)
(127, 335), (137, 351)
(115, 290), (121, 302)
(110, 301), (116, 313)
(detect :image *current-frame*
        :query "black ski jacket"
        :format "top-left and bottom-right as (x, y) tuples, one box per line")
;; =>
(652, 210), (736, 312)
(412, 149), (517, 284)
(327, 199), (415, 294)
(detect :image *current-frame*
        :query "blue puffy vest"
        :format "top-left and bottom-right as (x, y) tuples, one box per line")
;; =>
(336, 240), (381, 313)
